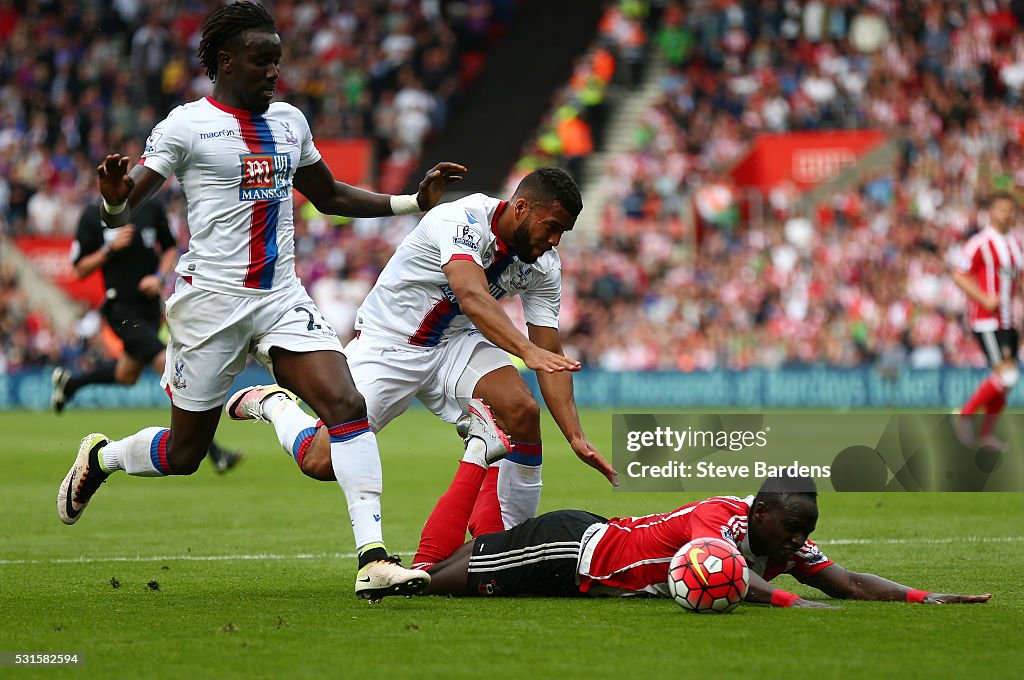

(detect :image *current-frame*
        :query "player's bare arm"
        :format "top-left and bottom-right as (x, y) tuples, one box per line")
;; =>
(952, 270), (998, 311)
(96, 156), (167, 227)
(293, 159), (466, 217)
(443, 259), (579, 373)
(414, 162), (467, 210)
(528, 323), (617, 485)
(744, 571), (835, 608)
(802, 564), (991, 604)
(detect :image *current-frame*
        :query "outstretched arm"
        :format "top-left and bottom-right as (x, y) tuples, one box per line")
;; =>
(528, 324), (617, 486)
(443, 260), (580, 374)
(744, 572), (835, 609)
(96, 156), (168, 228)
(802, 564), (991, 604)
(293, 160), (465, 217)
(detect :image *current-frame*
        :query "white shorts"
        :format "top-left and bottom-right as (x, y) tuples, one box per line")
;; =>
(162, 279), (342, 411)
(344, 330), (513, 429)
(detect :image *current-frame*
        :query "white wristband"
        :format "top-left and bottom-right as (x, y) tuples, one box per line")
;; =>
(102, 198), (127, 215)
(389, 194), (421, 215)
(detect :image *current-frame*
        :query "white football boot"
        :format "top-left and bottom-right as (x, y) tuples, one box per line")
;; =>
(355, 557), (431, 602)
(57, 433), (111, 525)
(461, 398), (512, 465)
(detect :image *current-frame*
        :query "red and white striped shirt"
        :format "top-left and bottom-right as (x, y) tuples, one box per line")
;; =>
(955, 226), (1024, 331)
(577, 495), (832, 596)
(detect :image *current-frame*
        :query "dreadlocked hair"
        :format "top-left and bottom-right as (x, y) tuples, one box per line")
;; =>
(197, 1), (277, 81)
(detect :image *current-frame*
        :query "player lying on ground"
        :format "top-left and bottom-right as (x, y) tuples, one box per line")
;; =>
(415, 406), (991, 607)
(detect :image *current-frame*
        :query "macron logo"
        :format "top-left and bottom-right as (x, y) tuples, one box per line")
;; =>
(200, 129), (236, 140)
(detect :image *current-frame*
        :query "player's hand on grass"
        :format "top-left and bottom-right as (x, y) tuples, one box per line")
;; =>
(570, 435), (618, 487)
(921, 593), (991, 604)
(522, 346), (581, 374)
(97, 154), (135, 205)
(416, 162), (467, 211)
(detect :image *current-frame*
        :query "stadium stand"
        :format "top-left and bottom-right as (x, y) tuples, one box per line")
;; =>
(0, 0), (515, 372)
(4, 0), (1024, 375)
(550, 0), (1024, 371)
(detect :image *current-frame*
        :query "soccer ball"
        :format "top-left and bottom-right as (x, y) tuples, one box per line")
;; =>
(667, 537), (749, 613)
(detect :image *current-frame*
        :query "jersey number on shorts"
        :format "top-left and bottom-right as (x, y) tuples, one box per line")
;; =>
(294, 306), (322, 332)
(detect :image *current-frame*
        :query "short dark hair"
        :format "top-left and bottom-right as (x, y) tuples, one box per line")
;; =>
(513, 167), (583, 218)
(987, 191), (1017, 208)
(198, 1), (277, 81)
(754, 474), (818, 511)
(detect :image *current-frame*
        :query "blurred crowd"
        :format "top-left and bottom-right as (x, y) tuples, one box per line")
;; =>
(505, 0), (650, 188)
(554, 0), (1024, 371)
(0, 0), (513, 373)
(4, 0), (1024, 375)
(0, 0), (514, 237)
(0, 264), (56, 372)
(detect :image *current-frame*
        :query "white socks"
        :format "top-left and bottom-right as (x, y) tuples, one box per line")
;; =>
(99, 427), (171, 476)
(462, 437), (489, 469)
(497, 460), (542, 529)
(261, 399), (385, 552)
(325, 420), (384, 551)
(264, 395), (319, 465)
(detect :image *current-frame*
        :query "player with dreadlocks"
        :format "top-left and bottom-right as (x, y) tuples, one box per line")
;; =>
(56, 1), (466, 602)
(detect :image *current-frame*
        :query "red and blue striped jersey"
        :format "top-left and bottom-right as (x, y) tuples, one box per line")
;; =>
(140, 96), (320, 295)
(354, 193), (562, 346)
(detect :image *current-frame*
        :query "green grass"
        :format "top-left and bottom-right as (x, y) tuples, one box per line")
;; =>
(1, 408), (1021, 678)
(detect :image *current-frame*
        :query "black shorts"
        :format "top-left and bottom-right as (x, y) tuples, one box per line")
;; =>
(973, 329), (1019, 367)
(103, 300), (164, 364)
(467, 510), (606, 598)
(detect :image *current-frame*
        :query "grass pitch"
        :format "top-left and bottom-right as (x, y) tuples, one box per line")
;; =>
(1, 408), (1021, 678)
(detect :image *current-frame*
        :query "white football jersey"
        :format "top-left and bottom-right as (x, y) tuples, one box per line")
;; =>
(355, 193), (561, 346)
(139, 96), (321, 296)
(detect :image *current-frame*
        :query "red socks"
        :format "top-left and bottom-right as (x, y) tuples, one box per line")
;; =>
(468, 466), (504, 537)
(979, 390), (1008, 438)
(413, 462), (487, 568)
(962, 374), (1004, 416)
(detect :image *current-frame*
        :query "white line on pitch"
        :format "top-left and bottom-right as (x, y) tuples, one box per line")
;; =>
(1, 536), (1022, 566)
(826, 536), (1024, 546)
(0, 552), (359, 566)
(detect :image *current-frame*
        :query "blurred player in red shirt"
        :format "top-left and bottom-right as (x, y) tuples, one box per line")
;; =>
(952, 192), (1023, 448)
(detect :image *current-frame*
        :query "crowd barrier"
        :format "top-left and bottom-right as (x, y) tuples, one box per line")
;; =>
(0, 366), (1004, 410)
(548, 367), (1003, 408)
(0, 366), (273, 411)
